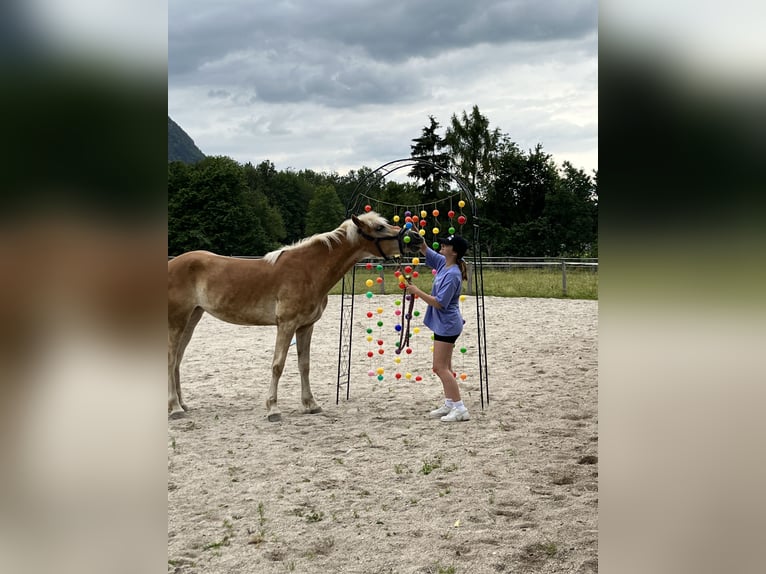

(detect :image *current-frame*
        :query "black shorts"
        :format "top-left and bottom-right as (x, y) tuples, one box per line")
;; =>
(433, 333), (460, 344)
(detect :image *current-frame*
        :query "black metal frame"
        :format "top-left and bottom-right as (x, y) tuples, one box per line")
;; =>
(336, 159), (490, 408)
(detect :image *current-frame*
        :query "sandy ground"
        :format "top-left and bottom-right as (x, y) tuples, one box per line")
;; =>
(168, 295), (598, 574)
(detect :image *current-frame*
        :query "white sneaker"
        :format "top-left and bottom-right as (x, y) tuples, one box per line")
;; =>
(441, 407), (470, 422)
(429, 404), (452, 418)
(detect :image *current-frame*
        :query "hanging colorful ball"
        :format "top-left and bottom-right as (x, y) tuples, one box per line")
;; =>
(419, 219), (427, 227)
(394, 310), (401, 317)
(415, 375), (423, 382)
(366, 291), (373, 299)
(404, 210), (412, 217)
(431, 268), (437, 275)
(366, 327), (373, 334)
(368, 370), (375, 377)
(460, 347), (467, 354)
(405, 216), (412, 223)
(404, 265), (412, 274)
(432, 209), (439, 217)
(376, 277), (383, 284)
(413, 310), (420, 316)
(377, 320), (383, 327)
(432, 242), (440, 250)
(405, 372), (412, 380)
(378, 348), (384, 355)
(420, 210), (427, 218)
(364, 205), (372, 212)
(411, 215), (419, 223)
(365, 262), (373, 270)
(395, 299), (401, 306)
(412, 257), (420, 265)
(413, 327), (420, 334)
(403, 235), (411, 243)
(458, 200), (465, 208)
(377, 374), (384, 381)
(460, 373), (467, 380)
(366, 311), (373, 318)
(365, 279), (374, 287)
(419, 229), (426, 236)
(432, 227), (439, 234)
(367, 351), (373, 358)
(376, 264), (383, 271)
(376, 307), (383, 314)
(448, 210), (455, 219)
(404, 222), (413, 230)
(457, 215), (467, 225)
(377, 339), (384, 346)
(459, 295), (466, 302)
(366, 335), (373, 342)
(376, 367), (384, 375)
(395, 372), (402, 379)
(393, 215), (400, 223)
(412, 271), (419, 278)
(394, 357), (401, 364)
(405, 348), (413, 354)
(448, 227), (456, 235)
(394, 324), (402, 331)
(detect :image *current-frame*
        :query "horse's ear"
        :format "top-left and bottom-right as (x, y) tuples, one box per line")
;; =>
(351, 215), (362, 228)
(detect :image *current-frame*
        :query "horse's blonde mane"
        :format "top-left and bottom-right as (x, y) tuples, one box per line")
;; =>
(263, 211), (388, 264)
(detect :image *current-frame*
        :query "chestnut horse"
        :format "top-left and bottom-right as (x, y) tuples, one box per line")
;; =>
(168, 211), (422, 421)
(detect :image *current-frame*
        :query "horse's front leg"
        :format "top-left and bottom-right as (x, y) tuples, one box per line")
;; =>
(266, 326), (294, 422)
(295, 323), (321, 415)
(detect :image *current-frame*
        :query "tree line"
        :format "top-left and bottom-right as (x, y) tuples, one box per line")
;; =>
(168, 105), (597, 258)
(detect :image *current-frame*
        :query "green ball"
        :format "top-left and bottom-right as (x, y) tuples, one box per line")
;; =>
(395, 299), (401, 306)
(366, 291), (373, 298)
(377, 320), (383, 327)
(432, 242), (440, 249)
(377, 374), (384, 381)
(449, 226), (456, 234)
(460, 347), (467, 354)
(376, 264), (383, 271)
(366, 327), (373, 334)
(413, 310), (420, 316)
(403, 235), (411, 243)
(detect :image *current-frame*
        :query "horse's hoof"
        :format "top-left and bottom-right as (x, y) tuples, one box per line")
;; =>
(267, 412), (282, 422)
(169, 410), (187, 420)
(307, 406), (322, 414)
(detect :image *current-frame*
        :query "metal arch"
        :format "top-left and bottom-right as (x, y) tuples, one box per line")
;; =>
(337, 158), (490, 409)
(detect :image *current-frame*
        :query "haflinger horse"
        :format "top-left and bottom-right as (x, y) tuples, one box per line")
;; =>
(168, 211), (423, 421)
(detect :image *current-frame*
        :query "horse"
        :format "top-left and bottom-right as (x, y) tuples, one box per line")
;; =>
(168, 211), (423, 421)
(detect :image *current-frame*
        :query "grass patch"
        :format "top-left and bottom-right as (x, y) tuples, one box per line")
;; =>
(330, 265), (597, 300)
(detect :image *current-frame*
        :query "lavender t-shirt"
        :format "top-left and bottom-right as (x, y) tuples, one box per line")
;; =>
(422, 247), (463, 337)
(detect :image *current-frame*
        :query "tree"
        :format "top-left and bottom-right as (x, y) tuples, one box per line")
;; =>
(409, 115), (451, 202)
(443, 105), (501, 197)
(305, 185), (345, 235)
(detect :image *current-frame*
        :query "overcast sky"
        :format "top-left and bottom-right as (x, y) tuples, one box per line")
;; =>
(169, 0), (597, 177)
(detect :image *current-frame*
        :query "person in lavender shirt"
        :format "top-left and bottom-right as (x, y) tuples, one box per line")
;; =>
(405, 235), (470, 422)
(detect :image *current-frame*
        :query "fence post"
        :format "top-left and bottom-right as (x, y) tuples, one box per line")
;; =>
(561, 261), (568, 297)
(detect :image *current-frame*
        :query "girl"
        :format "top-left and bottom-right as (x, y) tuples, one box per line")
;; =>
(405, 235), (470, 422)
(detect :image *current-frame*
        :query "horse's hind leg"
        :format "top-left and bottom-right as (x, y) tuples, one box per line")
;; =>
(295, 323), (321, 414)
(168, 307), (204, 418)
(265, 326), (295, 422)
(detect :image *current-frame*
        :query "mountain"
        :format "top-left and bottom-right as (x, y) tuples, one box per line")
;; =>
(168, 116), (206, 163)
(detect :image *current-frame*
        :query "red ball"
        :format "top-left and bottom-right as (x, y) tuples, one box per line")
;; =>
(405, 348), (413, 354)
(367, 351), (373, 358)
(366, 311), (373, 318)
(364, 205), (372, 212)
(378, 349), (385, 355)
(365, 262), (373, 270)
(419, 219), (427, 227)
(457, 215), (467, 225)
(448, 210), (455, 219)
(432, 209), (439, 217)
(415, 375), (423, 381)
(412, 271), (419, 278)
(376, 277), (383, 283)
(404, 265), (412, 274)
(395, 373), (402, 379)
(377, 339), (384, 346)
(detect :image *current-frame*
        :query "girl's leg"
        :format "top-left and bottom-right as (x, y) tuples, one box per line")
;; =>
(432, 340), (461, 402)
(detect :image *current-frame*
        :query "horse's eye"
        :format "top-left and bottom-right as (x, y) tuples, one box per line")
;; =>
(376, 225), (385, 232)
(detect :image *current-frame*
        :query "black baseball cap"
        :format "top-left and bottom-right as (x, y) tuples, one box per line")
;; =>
(440, 235), (469, 258)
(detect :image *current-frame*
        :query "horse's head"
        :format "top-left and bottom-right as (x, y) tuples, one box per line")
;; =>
(352, 212), (421, 260)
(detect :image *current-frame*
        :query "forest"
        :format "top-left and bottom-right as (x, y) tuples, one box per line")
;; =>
(168, 106), (597, 258)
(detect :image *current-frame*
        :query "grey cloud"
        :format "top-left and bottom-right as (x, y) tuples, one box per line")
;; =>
(170, 0), (597, 108)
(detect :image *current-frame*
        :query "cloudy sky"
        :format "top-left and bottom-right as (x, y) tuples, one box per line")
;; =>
(169, 0), (597, 176)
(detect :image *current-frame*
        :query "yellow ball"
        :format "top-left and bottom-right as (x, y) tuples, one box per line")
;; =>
(365, 279), (374, 287)
(420, 210), (427, 218)
(376, 367), (384, 375)
(419, 229), (426, 236)
(393, 215), (400, 222)
(394, 357), (401, 364)
(458, 200), (465, 208)
(459, 295), (466, 302)
(432, 227), (439, 234)
(376, 307), (383, 314)
(366, 335), (373, 342)
(405, 372), (412, 379)
(412, 257), (420, 265)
